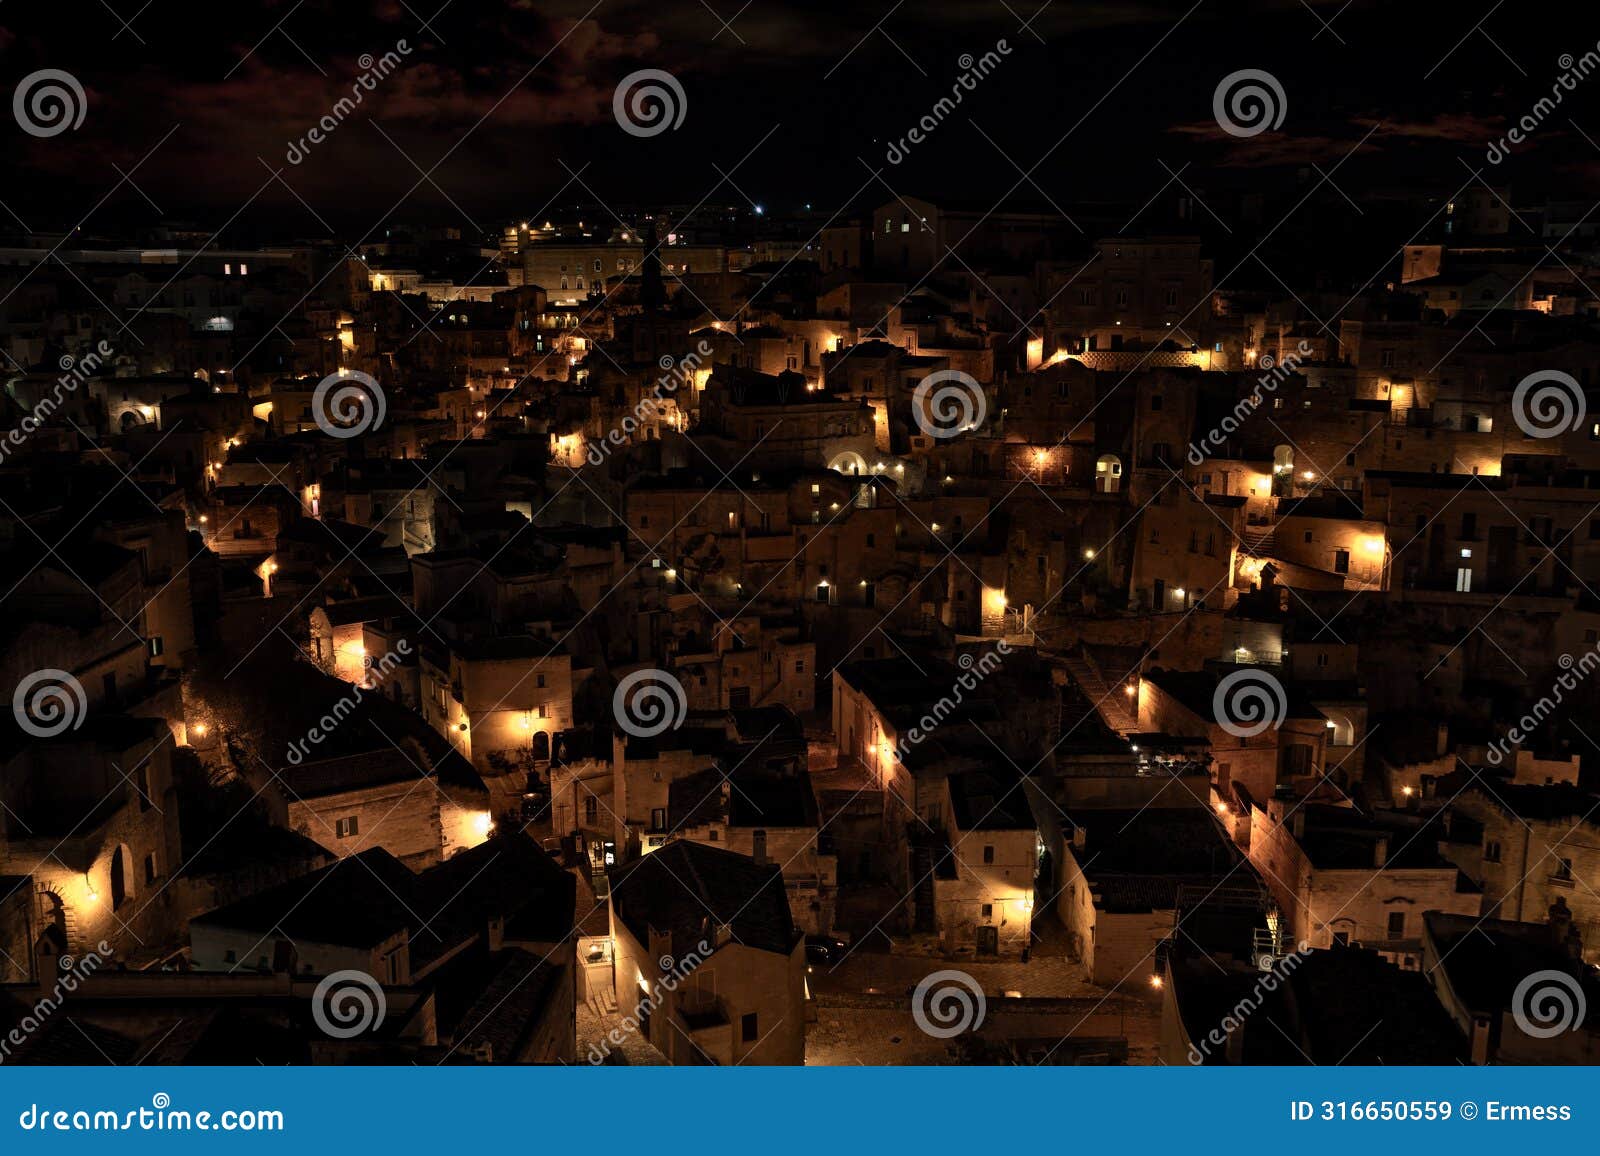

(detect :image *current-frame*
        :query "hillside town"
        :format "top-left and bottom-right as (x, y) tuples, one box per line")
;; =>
(3, 0), (1600, 1067)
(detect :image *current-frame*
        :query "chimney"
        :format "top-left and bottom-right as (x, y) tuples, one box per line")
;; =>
(1435, 722), (1449, 759)
(1373, 837), (1388, 869)
(1071, 825), (1087, 853)
(1289, 810), (1306, 841)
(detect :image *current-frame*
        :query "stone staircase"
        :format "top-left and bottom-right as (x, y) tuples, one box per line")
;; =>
(1240, 525), (1278, 559)
(1058, 650), (1138, 736)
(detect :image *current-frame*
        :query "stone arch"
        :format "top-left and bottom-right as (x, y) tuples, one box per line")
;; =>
(1273, 444), (1295, 496)
(828, 450), (868, 476)
(110, 843), (134, 910)
(1095, 454), (1122, 494)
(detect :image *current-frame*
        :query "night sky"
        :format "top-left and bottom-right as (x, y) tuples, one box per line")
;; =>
(4, 0), (1598, 235)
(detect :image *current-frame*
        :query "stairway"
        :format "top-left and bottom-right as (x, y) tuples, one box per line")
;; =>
(1059, 651), (1138, 736)
(1241, 526), (1278, 559)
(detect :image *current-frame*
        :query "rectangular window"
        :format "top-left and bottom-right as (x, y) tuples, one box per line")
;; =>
(983, 845), (995, 864)
(741, 1012), (759, 1042)
(1386, 911), (1405, 937)
(336, 816), (360, 839)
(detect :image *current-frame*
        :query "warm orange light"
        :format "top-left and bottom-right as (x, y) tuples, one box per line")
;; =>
(1149, 974), (1164, 989)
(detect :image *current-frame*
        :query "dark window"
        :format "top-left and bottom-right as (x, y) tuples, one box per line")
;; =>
(741, 1013), (758, 1043)
(982, 845), (995, 864)
(336, 816), (359, 838)
(1386, 911), (1405, 937)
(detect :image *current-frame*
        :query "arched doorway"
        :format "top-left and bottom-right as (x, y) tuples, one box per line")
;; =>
(1272, 445), (1295, 497)
(110, 844), (133, 910)
(1095, 454), (1122, 494)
